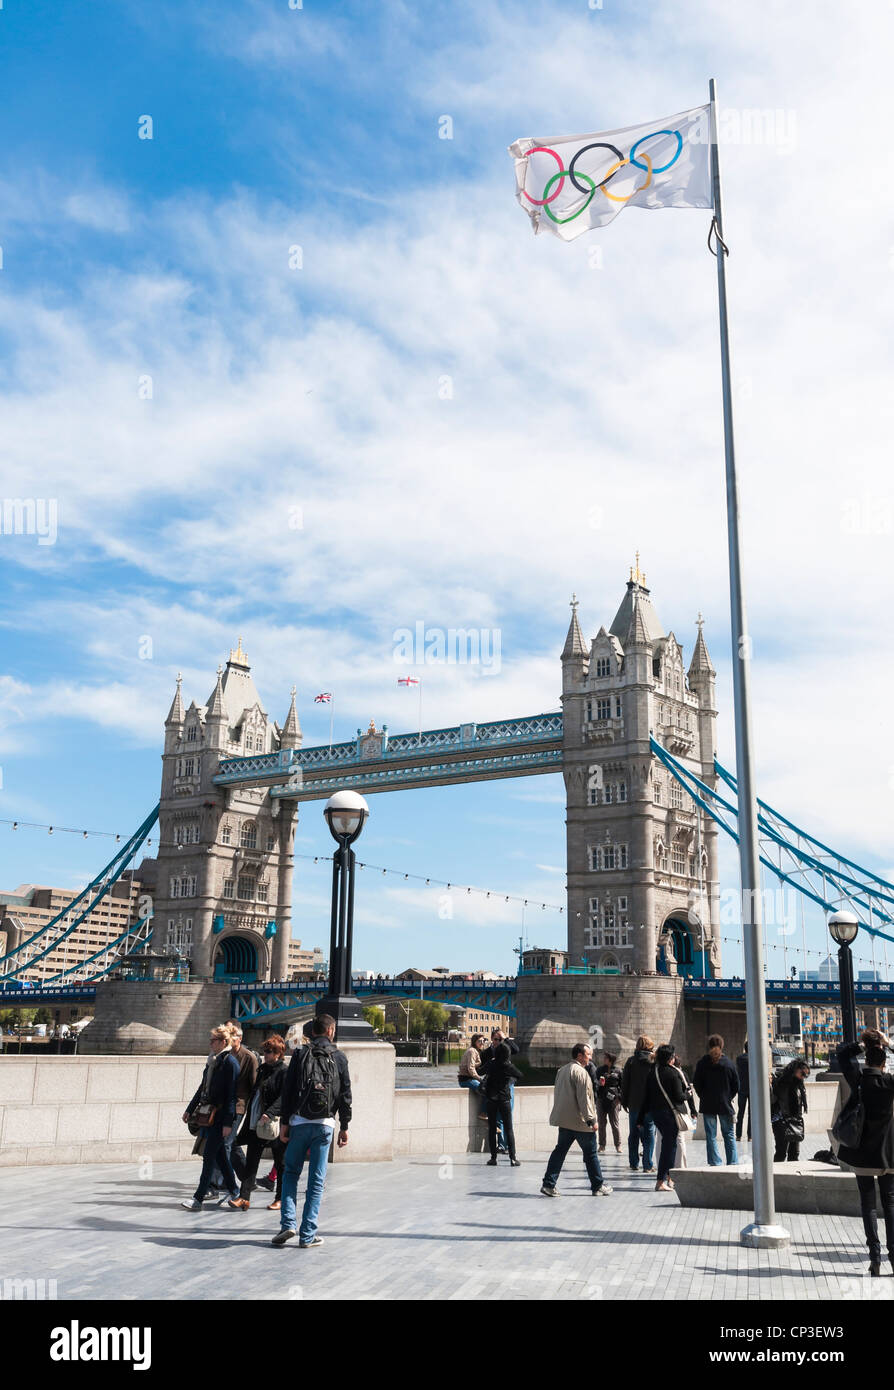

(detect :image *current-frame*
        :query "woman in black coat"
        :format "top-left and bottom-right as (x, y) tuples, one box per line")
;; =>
(771, 1058), (809, 1161)
(227, 1034), (288, 1210)
(836, 1030), (894, 1276)
(483, 1043), (522, 1167)
(639, 1043), (687, 1192)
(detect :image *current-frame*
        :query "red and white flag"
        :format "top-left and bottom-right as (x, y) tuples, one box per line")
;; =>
(314, 692), (332, 703)
(397, 677), (420, 687)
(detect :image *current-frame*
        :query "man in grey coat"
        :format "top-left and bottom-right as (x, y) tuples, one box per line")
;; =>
(540, 1043), (613, 1198)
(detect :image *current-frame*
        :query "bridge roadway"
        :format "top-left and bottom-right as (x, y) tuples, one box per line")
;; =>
(3, 976), (893, 1024)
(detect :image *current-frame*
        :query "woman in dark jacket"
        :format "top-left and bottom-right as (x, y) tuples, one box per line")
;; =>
(180, 1024), (240, 1210)
(639, 1043), (687, 1192)
(771, 1058), (809, 1161)
(483, 1043), (522, 1167)
(837, 1030), (894, 1275)
(228, 1033), (288, 1211)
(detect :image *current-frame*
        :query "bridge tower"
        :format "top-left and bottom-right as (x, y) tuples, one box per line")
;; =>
(154, 640), (300, 983)
(561, 562), (720, 980)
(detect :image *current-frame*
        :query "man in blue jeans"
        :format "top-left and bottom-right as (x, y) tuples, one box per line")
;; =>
(693, 1033), (739, 1166)
(272, 1013), (352, 1249)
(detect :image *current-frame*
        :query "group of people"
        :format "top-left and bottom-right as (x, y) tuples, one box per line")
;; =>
(180, 1014), (351, 1249)
(458, 1029), (523, 1164)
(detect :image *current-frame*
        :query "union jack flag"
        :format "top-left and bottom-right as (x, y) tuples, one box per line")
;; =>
(397, 677), (420, 686)
(314, 692), (332, 703)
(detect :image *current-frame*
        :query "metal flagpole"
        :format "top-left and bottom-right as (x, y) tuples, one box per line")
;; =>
(709, 78), (789, 1248)
(418, 679), (423, 747)
(329, 698), (334, 752)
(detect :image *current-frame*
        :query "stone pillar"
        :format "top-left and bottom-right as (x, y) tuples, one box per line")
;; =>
(272, 800), (297, 981)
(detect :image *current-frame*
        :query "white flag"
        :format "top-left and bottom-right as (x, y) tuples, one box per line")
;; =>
(509, 105), (712, 242)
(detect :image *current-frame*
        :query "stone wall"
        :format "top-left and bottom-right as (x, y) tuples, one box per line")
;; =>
(0, 1043), (394, 1167)
(517, 973), (690, 1067)
(78, 981), (232, 1056)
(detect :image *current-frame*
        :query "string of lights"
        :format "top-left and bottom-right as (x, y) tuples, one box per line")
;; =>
(297, 853), (565, 913)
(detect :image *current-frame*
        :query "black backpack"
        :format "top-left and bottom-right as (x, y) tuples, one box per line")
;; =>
(295, 1041), (341, 1121)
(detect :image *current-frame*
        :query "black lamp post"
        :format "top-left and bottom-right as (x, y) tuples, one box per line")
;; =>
(316, 791), (377, 1042)
(827, 909), (860, 1072)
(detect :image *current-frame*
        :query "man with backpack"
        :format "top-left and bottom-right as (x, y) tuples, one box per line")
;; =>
(272, 1013), (352, 1249)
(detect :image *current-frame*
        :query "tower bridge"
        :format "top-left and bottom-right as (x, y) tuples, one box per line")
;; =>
(2, 565), (892, 1063)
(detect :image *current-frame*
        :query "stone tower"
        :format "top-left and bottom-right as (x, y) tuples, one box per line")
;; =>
(155, 639), (300, 982)
(561, 561), (720, 979)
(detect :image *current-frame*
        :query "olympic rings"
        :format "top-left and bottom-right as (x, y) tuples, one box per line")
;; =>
(521, 145), (566, 205)
(600, 153), (653, 203)
(522, 124), (684, 223)
(568, 141), (624, 195)
(628, 128), (682, 173)
(543, 168), (597, 224)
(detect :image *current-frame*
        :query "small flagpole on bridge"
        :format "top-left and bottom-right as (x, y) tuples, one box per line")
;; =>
(418, 678), (423, 747)
(709, 78), (788, 1250)
(329, 697), (334, 752)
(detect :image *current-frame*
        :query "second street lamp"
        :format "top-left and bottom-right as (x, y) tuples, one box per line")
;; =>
(316, 791), (377, 1042)
(828, 909), (860, 1069)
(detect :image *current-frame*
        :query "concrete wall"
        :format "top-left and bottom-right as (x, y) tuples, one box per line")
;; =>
(0, 1044), (395, 1167)
(392, 1084), (555, 1156)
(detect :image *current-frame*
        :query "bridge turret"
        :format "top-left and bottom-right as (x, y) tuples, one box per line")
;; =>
(163, 673), (184, 754)
(280, 686), (302, 751)
(204, 665), (229, 752)
(561, 594), (588, 693)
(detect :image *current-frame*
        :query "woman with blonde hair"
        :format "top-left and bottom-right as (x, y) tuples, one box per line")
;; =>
(180, 1024), (241, 1210)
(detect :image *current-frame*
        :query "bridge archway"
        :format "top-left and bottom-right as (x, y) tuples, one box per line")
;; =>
(213, 934), (261, 984)
(657, 916), (698, 978)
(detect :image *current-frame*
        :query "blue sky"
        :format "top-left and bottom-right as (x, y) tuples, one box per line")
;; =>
(1, 0), (892, 979)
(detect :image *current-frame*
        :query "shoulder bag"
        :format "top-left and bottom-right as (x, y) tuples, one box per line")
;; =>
(656, 1068), (693, 1134)
(256, 1113), (280, 1142)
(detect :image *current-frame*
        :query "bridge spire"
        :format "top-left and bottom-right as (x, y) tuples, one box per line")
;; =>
(562, 594), (586, 660)
(280, 685), (302, 750)
(165, 672), (184, 726)
(688, 612), (715, 678)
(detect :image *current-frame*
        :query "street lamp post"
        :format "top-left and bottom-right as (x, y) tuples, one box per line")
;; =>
(316, 791), (377, 1042)
(828, 911), (859, 1064)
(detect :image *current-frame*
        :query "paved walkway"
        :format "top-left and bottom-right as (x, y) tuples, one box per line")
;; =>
(0, 1143), (884, 1301)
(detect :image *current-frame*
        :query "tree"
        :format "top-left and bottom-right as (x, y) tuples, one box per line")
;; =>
(403, 999), (449, 1037)
(383, 1022), (396, 1036)
(362, 1005), (385, 1032)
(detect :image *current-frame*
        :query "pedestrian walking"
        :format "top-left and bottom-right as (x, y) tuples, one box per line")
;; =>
(771, 1058), (809, 1161)
(692, 1034), (739, 1166)
(458, 1033), (488, 1120)
(227, 1034), (288, 1210)
(272, 1013), (352, 1250)
(209, 1021), (258, 1193)
(640, 1044), (690, 1191)
(620, 1036), (656, 1173)
(483, 1042), (522, 1166)
(541, 1043), (612, 1198)
(180, 1024), (241, 1210)
(593, 1052), (623, 1154)
(735, 1041), (750, 1142)
(670, 1047), (697, 1168)
(836, 1029), (894, 1276)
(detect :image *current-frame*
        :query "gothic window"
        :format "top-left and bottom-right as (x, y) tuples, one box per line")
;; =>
(221, 823), (232, 846)
(589, 847), (599, 871)
(186, 725), (197, 742)
(237, 874), (256, 900)
(603, 846), (615, 870)
(169, 878), (179, 899)
(589, 786), (600, 806)
(184, 758), (195, 776)
(675, 674), (681, 693)
(257, 880), (269, 903)
(615, 696), (622, 717)
(586, 700), (593, 721)
(596, 698), (611, 720)
(266, 834), (275, 851)
(245, 734), (254, 752)
(604, 784), (614, 805)
(595, 657), (611, 678)
(670, 781), (684, 810)
(618, 781), (627, 803)
(654, 780), (662, 804)
(618, 844), (628, 868)
(689, 855), (698, 878)
(672, 844), (686, 874)
(223, 879), (235, 900)
(240, 821), (258, 849)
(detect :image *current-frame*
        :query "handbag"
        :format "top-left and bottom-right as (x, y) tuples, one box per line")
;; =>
(781, 1115), (805, 1143)
(656, 1067), (692, 1134)
(833, 1096), (865, 1149)
(187, 1103), (217, 1136)
(256, 1113), (280, 1142)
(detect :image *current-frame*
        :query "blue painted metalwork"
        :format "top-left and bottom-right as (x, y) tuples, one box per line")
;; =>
(0, 805), (160, 980)
(41, 916), (154, 985)
(212, 915), (225, 934)
(267, 748), (564, 799)
(231, 976), (518, 1025)
(213, 712), (564, 795)
(264, 920), (277, 939)
(685, 977), (894, 1006)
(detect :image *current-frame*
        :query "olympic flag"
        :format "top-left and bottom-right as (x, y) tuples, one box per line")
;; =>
(509, 105), (711, 241)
